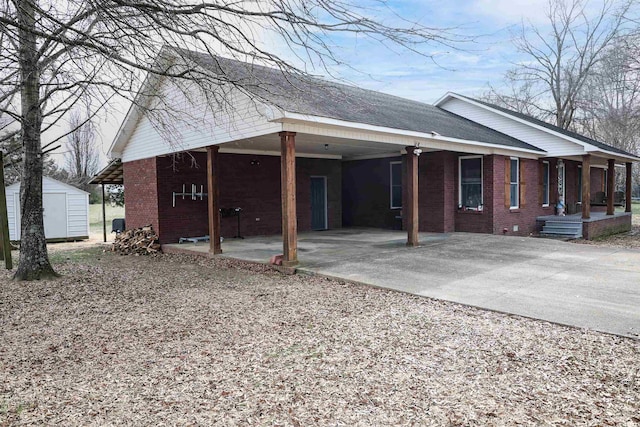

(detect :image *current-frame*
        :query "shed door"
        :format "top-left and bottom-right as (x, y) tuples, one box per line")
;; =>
(43, 193), (67, 238)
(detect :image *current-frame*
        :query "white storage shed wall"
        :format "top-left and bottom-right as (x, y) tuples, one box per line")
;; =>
(6, 177), (90, 241)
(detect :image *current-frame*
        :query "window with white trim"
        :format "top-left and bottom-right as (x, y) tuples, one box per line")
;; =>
(510, 157), (519, 209)
(542, 161), (550, 206)
(390, 161), (402, 209)
(459, 156), (483, 209)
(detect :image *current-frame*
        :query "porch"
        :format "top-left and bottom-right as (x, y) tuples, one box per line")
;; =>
(536, 211), (632, 240)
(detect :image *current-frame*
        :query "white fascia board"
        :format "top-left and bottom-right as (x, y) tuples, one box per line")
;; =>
(272, 111), (547, 158)
(219, 147), (342, 160)
(436, 93), (640, 162)
(433, 92), (456, 106)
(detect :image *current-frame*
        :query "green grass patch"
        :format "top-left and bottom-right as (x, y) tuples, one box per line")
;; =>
(48, 246), (106, 265)
(89, 203), (125, 234)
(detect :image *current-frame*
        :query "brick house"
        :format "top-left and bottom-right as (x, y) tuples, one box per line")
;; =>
(97, 51), (638, 266)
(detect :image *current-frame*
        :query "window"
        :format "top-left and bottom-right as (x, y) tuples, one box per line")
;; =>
(577, 165), (582, 203)
(510, 158), (519, 209)
(390, 161), (402, 209)
(604, 169), (608, 195)
(459, 156), (483, 209)
(542, 161), (550, 206)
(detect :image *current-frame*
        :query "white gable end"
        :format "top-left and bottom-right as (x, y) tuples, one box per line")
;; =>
(439, 97), (585, 157)
(116, 79), (283, 162)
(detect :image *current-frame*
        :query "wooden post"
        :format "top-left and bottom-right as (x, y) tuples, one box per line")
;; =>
(405, 146), (419, 247)
(207, 145), (222, 254)
(607, 158), (615, 215)
(280, 131), (298, 266)
(102, 184), (107, 243)
(626, 162), (632, 213)
(0, 152), (12, 269)
(581, 155), (591, 219)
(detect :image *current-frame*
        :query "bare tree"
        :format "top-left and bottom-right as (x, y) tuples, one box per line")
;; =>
(1, 130), (69, 185)
(578, 36), (640, 153)
(0, 0), (471, 280)
(65, 110), (98, 192)
(497, 0), (634, 129)
(577, 35), (640, 190)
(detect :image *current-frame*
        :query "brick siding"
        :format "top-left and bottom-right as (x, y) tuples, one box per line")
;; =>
(123, 157), (159, 232)
(124, 152), (341, 243)
(124, 150), (628, 243)
(342, 156), (403, 229)
(583, 214), (631, 239)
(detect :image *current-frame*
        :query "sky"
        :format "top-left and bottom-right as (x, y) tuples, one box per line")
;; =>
(87, 0), (555, 169)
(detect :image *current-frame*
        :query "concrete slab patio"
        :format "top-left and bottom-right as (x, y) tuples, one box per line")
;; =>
(164, 229), (640, 339)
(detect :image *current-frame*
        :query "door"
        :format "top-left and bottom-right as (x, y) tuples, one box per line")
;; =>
(310, 176), (327, 230)
(43, 193), (67, 238)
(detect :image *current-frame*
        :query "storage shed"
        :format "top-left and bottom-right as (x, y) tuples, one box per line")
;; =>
(5, 177), (90, 241)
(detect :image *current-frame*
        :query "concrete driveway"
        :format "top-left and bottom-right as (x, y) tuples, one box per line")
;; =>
(219, 229), (640, 339)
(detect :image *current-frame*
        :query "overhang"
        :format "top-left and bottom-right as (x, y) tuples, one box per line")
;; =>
(89, 159), (123, 185)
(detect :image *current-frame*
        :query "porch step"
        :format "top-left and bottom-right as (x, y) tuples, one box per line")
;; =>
(540, 220), (582, 239)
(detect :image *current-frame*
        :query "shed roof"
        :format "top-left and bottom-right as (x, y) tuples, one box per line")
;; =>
(6, 176), (90, 194)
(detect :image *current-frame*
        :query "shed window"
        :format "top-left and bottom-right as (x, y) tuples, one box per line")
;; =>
(390, 161), (402, 209)
(459, 156), (483, 209)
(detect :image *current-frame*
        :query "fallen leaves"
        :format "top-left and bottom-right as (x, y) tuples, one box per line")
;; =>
(0, 249), (638, 426)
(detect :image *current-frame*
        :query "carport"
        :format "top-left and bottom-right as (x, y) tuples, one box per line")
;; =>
(164, 228), (640, 339)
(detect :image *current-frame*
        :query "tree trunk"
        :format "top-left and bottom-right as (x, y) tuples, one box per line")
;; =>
(13, 0), (58, 280)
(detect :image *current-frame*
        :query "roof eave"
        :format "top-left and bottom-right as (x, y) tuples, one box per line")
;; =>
(584, 146), (640, 162)
(273, 111), (547, 157)
(437, 93), (639, 162)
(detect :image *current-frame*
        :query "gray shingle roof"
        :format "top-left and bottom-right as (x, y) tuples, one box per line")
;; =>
(455, 94), (638, 158)
(182, 51), (545, 153)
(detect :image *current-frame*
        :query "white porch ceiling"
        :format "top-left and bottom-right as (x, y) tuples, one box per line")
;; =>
(212, 133), (424, 160)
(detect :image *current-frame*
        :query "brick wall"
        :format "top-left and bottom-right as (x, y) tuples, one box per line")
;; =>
(123, 157), (159, 232)
(156, 153), (210, 244)
(583, 214), (631, 239)
(124, 152), (342, 243)
(342, 156), (403, 229)
(124, 151), (600, 242)
(455, 154), (494, 233)
(342, 152), (459, 232)
(491, 156), (555, 236)
(421, 152), (456, 232)
(564, 160), (581, 207)
(297, 158), (342, 231)
(590, 168), (605, 198)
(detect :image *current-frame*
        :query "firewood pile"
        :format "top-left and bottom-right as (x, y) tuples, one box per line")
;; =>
(112, 225), (161, 255)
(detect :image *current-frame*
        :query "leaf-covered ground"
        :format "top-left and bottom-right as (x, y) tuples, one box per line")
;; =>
(1, 248), (638, 426)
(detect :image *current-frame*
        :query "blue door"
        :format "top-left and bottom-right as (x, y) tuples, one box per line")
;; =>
(311, 176), (327, 230)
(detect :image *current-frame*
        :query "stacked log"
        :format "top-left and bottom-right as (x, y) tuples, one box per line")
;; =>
(112, 225), (161, 255)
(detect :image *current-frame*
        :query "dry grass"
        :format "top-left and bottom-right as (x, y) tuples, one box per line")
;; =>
(1, 248), (638, 426)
